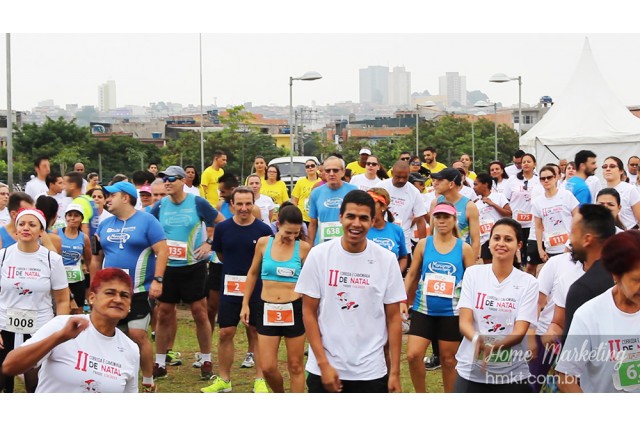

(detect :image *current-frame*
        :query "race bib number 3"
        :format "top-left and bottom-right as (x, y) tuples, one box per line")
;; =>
(424, 273), (456, 298)
(223, 275), (246, 296)
(5, 307), (37, 334)
(167, 239), (188, 261)
(264, 302), (294, 326)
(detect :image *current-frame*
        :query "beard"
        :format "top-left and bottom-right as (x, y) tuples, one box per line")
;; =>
(570, 246), (587, 264)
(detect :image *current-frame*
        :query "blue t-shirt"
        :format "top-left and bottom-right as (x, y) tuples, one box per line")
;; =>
(308, 182), (357, 245)
(212, 218), (273, 303)
(437, 195), (471, 243)
(220, 200), (233, 219)
(150, 194), (219, 267)
(367, 222), (408, 259)
(97, 211), (166, 293)
(0, 226), (16, 249)
(565, 176), (591, 205)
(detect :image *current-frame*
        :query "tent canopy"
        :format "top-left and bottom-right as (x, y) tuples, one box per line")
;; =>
(520, 38), (640, 167)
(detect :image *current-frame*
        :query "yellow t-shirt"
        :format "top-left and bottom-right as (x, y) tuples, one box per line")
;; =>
(200, 166), (224, 206)
(260, 180), (290, 206)
(468, 171), (477, 181)
(291, 177), (321, 222)
(421, 161), (447, 187)
(346, 161), (367, 176)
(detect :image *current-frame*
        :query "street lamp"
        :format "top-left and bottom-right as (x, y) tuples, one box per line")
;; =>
(489, 73), (522, 137)
(289, 71), (322, 192)
(415, 101), (436, 156)
(474, 100), (498, 161)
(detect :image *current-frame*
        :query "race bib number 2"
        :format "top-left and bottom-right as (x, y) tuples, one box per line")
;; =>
(223, 275), (246, 296)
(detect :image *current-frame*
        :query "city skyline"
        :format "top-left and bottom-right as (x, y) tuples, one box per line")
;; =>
(3, 33), (640, 113)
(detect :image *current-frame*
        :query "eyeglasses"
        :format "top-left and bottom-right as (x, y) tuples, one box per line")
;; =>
(305, 164), (316, 169)
(162, 176), (182, 183)
(539, 175), (555, 181)
(365, 162), (379, 166)
(400, 157), (411, 161)
(601, 164), (618, 169)
(410, 162), (421, 166)
(325, 168), (341, 174)
(0, 192), (8, 196)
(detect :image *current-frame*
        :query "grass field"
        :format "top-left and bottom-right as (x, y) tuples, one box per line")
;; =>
(153, 306), (444, 393)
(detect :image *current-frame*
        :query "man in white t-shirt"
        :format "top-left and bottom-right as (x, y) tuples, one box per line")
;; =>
(24, 156), (50, 200)
(379, 161), (428, 255)
(296, 190), (406, 393)
(626, 156), (639, 184)
(504, 150), (525, 178)
(37, 172), (72, 229)
(0, 183), (10, 227)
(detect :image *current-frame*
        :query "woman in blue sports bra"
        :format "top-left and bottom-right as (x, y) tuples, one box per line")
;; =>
(403, 201), (475, 393)
(240, 205), (311, 393)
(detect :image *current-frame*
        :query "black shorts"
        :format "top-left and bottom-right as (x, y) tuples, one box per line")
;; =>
(69, 281), (87, 308)
(207, 262), (223, 292)
(408, 311), (462, 342)
(118, 291), (151, 325)
(306, 372), (388, 393)
(481, 241), (492, 261)
(218, 297), (260, 328)
(526, 240), (543, 265)
(159, 262), (208, 304)
(0, 329), (32, 393)
(255, 298), (304, 338)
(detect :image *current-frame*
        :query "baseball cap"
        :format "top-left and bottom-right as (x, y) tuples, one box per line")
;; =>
(408, 172), (427, 184)
(431, 167), (462, 185)
(431, 202), (457, 217)
(359, 148), (372, 155)
(65, 203), (85, 217)
(103, 181), (138, 200)
(139, 185), (152, 195)
(158, 165), (186, 179)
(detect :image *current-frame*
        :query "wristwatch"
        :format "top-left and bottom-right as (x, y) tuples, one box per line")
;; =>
(206, 237), (214, 245)
(153, 276), (164, 283)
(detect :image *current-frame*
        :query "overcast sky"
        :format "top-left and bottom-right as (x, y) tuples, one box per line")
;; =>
(2, 3), (639, 112)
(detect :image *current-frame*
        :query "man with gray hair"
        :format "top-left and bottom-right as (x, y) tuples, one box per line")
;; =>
(307, 156), (358, 246)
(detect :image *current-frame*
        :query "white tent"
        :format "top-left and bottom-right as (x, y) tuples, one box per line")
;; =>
(520, 38), (640, 171)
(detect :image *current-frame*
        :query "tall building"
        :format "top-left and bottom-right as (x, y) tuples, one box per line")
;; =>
(388, 66), (411, 106)
(439, 72), (467, 107)
(98, 80), (117, 112)
(359, 66), (389, 104)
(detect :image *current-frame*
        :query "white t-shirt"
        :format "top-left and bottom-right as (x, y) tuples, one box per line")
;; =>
(531, 189), (579, 254)
(504, 175), (542, 229)
(295, 238), (406, 381)
(536, 252), (583, 334)
(587, 175), (602, 204)
(0, 208), (10, 227)
(349, 174), (381, 191)
(98, 209), (114, 224)
(25, 177), (48, 200)
(613, 181), (640, 230)
(505, 164), (521, 178)
(493, 179), (509, 195)
(556, 289), (640, 393)
(459, 184), (477, 202)
(0, 245), (68, 331)
(552, 261), (586, 309)
(475, 192), (509, 245)
(184, 185), (201, 197)
(254, 194), (275, 223)
(379, 179), (428, 253)
(455, 264), (539, 384)
(37, 191), (72, 230)
(23, 315), (140, 393)
(411, 191), (436, 243)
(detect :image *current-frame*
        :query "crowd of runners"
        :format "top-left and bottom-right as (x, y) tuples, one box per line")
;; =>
(0, 147), (639, 393)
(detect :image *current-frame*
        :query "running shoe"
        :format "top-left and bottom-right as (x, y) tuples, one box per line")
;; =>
(200, 361), (214, 380)
(153, 363), (168, 379)
(192, 352), (203, 368)
(424, 355), (441, 371)
(142, 383), (157, 393)
(166, 350), (183, 366)
(253, 378), (269, 393)
(240, 352), (255, 368)
(200, 376), (232, 393)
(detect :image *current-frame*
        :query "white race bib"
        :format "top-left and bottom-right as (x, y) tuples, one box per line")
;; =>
(65, 263), (85, 283)
(167, 239), (188, 261)
(423, 272), (456, 298)
(319, 221), (343, 242)
(223, 274), (246, 296)
(263, 302), (294, 326)
(5, 307), (37, 334)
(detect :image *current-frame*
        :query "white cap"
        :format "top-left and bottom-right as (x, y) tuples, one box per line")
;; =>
(359, 148), (372, 155)
(65, 203), (85, 217)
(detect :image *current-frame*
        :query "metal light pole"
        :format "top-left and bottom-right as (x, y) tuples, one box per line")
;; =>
(5, 34), (13, 189)
(289, 71), (322, 192)
(199, 34), (205, 172)
(474, 101), (498, 160)
(489, 73), (522, 137)
(471, 120), (475, 169)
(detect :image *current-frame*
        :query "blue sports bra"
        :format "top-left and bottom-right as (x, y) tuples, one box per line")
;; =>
(260, 237), (301, 283)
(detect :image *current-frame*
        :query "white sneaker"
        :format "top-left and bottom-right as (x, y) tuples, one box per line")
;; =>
(240, 352), (255, 368)
(192, 352), (203, 368)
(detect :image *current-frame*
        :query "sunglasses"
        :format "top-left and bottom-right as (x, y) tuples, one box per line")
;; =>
(601, 164), (618, 169)
(539, 175), (555, 181)
(523, 180), (528, 191)
(365, 162), (379, 166)
(325, 168), (341, 174)
(400, 157), (411, 161)
(305, 164), (316, 169)
(162, 175), (182, 183)
(410, 162), (421, 166)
